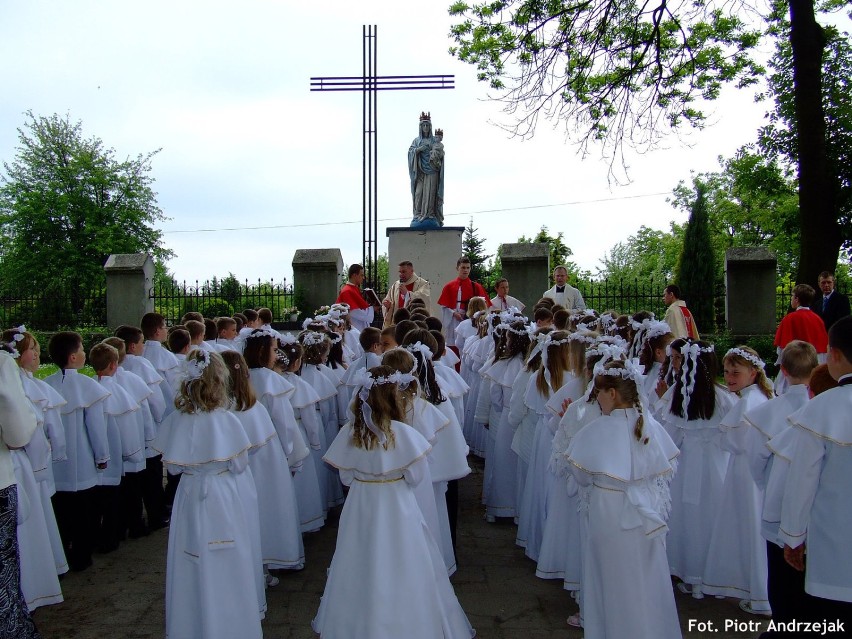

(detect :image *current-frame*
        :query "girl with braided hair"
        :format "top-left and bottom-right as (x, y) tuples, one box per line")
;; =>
(313, 366), (475, 639)
(702, 345), (774, 614)
(659, 339), (734, 600)
(566, 360), (680, 639)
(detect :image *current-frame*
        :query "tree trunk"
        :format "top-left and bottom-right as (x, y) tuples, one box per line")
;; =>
(790, 0), (838, 284)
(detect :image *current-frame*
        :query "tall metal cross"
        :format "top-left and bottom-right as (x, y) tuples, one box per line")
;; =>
(310, 25), (454, 289)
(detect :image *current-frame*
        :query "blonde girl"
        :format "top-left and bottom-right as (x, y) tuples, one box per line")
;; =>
(702, 345), (773, 614)
(312, 366), (474, 639)
(222, 350), (304, 581)
(152, 349), (264, 639)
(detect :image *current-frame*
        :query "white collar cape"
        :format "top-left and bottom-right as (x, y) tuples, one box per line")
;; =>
(785, 385), (852, 445)
(433, 365), (469, 398)
(340, 352), (382, 386)
(19, 370), (67, 411)
(152, 408), (252, 466)
(719, 383), (769, 430)
(743, 384), (809, 440)
(567, 408), (675, 483)
(142, 341), (180, 372)
(323, 419), (431, 479)
(249, 367), (295, 400)
(113, 368), (154, 405)
(298, 365), (338, 402)
(545, 374), (586, 418)
(230, 402), (277, 450)
(282, 372), (322, 409)
(97, 377), (140, 417)
(43, 369), (109, 415)
(404, 397), (448, 445)
(121, 356), (164, 386)
(483, 356), (524, 389)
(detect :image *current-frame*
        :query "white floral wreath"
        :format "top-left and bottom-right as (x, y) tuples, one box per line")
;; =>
(725, 347), (765, 370)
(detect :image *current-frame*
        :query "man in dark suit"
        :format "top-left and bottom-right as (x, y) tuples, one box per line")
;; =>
(817, 270), (851, 330)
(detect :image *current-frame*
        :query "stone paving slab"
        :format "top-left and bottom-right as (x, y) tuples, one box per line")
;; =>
(33, 457), (763, 638)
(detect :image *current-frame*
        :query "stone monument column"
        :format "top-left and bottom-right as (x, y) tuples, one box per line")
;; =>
(292, 249), (344, 317)
(725, 247), (777, 335)
(104, 253), (155, 329)
(499, 243), (550, 315)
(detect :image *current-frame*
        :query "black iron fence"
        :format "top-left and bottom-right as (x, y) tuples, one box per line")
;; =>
(149, 279), (297, 325)
(3, 276), (847, 332)
(0, 288), (106, 329)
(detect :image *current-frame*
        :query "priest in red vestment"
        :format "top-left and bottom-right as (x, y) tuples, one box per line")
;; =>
(774, 284), (828, 393)
(336, 264), (376, 331)
(438, 257), (487, 343)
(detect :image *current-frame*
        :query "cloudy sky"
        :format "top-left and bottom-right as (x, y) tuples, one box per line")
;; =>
(2, 1), (839, 286)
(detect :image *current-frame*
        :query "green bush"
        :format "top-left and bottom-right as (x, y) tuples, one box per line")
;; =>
(197, 297), (234, 319)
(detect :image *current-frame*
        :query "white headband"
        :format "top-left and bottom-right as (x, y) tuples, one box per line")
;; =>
(725, 347), (765, 370)
(353, 369), (415, 445)
(184, 349), (211, 382)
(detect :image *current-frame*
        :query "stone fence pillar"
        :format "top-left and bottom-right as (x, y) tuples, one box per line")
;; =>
(725, 247), (777, 335)
(292, 249), (344, 317)
(499, 243), (550, 315)
(104, 253), (155, 329)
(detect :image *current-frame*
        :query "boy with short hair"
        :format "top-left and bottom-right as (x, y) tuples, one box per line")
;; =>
(184, 320), (212, 353)
(533, 307), (553, 329)
(380, 326), (397, 352)
(216, 317), (238, 352)
(743, 340), (818, 626)
(167, 329), (192, 360)
(90, 343), (145, 552)
(778, 317), (852, 626)
(113, 326), (169, 531)
(44, 332), (110, 571)
(340, 327), (384, 407)
(141, 312), (181, 391)
(102, 337), (156, 538)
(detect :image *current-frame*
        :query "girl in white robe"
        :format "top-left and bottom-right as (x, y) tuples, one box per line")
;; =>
(566, 360), (681, 639)
(482, 320), (530, 520)
(517, 331), (577, 561)
(298, 331), (345, 509)
(245, 330), (323, 533)
(382, 346), (462, 576)
(702, 346), (774, 614)
(312, 365), (475, 639)
(152, 349), (264, 639)
(536, 332), (596, 582)
(223, 351), (305, 578)
(7, 329), (68, 578)
(659, 339), (733, 600)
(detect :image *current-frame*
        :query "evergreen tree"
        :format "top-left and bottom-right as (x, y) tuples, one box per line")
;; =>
(675, 182), (716, 331)
(462, 218), (491, 286)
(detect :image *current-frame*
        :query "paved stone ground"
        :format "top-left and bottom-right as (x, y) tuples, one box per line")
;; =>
(33, 457), (764, 638)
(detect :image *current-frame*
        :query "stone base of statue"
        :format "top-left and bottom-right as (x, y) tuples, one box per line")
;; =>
(409, 218), (442, 230)
(387, 226), (465, 317)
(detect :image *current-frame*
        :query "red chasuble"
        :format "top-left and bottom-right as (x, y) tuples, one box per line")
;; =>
(774, 308), (828, 353)
(336, 283), (369, 310)
(679, 306), (699, 340)
(437, 278), (487, 312)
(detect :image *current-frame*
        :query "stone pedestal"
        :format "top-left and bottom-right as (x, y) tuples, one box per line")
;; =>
(104, 253), (155, 329)
(292, 249), (344, 317)
(725, 247), (777, 335)
(387, 227), (465, 317)
(499, 243), (550, 315)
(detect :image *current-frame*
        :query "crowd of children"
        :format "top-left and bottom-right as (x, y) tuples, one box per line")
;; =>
(453, 295), (852, 637)
(4, 286), (851, 637)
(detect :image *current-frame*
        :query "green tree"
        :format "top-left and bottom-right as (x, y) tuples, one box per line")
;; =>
(448, 0), (840, 285)
(670, 148), (800, 278)
(597, 224), (683, 283)
(518, 225), (577, 276)
(0, 112), (172, 314)
(757, 17), (852, 274)
(462, 218), (492, 286)
(675, 182), (716, 330)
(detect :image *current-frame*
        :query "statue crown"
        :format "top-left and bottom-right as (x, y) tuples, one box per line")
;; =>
(419, 111), (431, 122)
(435, 128), (443, 137)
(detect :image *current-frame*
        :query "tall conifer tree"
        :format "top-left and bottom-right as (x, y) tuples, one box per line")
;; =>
(676, 182), (716, 331)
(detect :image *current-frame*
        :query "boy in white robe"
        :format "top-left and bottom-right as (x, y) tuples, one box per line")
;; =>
(778, 316), (852, 627)
(44, 332), (110, 572)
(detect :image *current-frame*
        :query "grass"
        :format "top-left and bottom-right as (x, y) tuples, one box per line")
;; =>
(34, 364), (97, 380)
